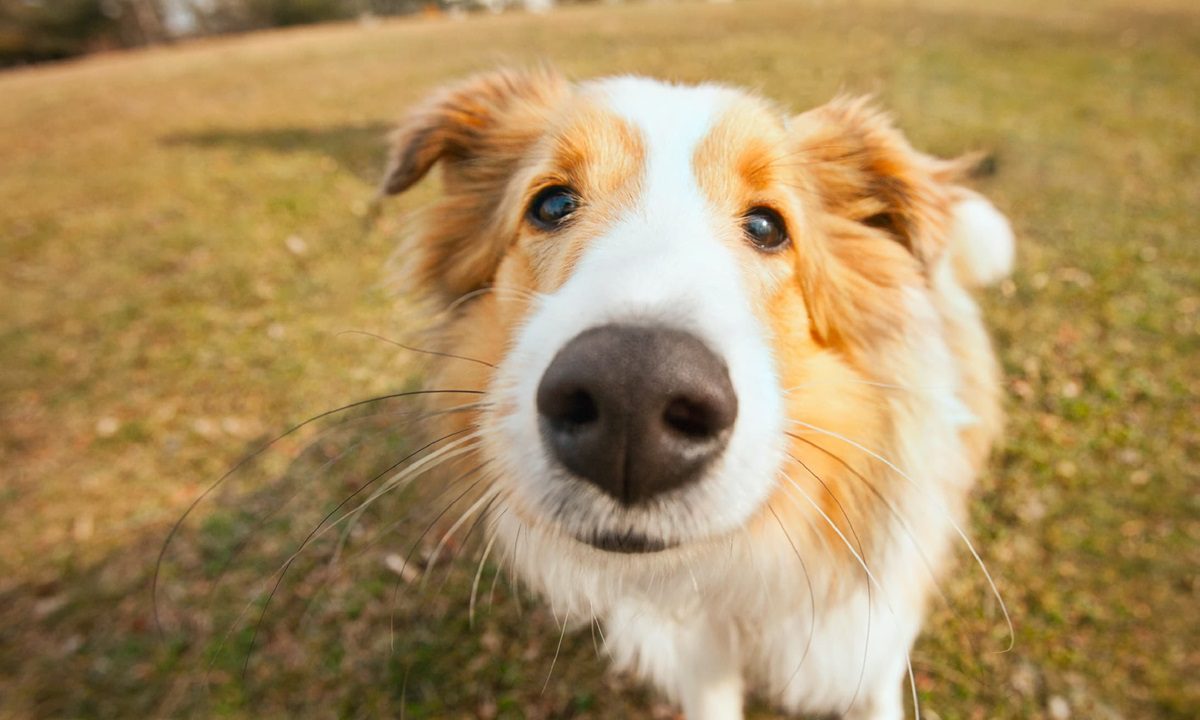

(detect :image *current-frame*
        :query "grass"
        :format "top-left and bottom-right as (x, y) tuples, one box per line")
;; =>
(1, 0), (1197, 717)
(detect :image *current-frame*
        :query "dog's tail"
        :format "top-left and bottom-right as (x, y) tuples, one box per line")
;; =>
(947, 192), (1016, 287)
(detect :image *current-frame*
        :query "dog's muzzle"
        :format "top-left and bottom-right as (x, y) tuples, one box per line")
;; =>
(536, 324), (737, 507)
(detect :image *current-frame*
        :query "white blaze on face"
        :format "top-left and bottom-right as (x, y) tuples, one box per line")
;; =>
(491, 77), (785, 546)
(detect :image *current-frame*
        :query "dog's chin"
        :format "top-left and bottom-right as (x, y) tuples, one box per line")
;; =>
(581, 531), (674, 555)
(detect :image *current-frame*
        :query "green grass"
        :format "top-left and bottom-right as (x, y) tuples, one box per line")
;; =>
(1, 0), (1197, 717)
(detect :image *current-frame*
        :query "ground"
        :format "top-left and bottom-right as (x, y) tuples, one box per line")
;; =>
(0, 0), (1197, 717)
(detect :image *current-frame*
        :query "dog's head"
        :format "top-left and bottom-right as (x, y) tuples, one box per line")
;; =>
(381, 69), (1008, 605)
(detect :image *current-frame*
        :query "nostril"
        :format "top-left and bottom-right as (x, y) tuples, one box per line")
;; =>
(538, 373), (602, 432)
(558, 389), (599, 427)
(663, 397), (722, 439)
(536, 324), (738, 506)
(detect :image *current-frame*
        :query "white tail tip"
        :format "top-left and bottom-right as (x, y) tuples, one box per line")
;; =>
(950, 195), (1015, 287)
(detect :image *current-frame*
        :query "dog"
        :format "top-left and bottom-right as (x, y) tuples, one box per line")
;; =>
(377, 67), (1014, 720)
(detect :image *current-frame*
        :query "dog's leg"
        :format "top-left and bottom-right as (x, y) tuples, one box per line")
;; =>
(675, 618), (744, 720)
(605, 602), (744, 720)
(840, 656), (906, 720)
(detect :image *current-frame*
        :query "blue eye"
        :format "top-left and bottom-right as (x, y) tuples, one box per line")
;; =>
(528, 186), (579, 230)
(742, 207), (789, 251)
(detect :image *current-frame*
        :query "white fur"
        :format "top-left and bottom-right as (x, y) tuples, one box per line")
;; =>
(486, 77), (785, 551)
(467, 77), (997, 719)
(949, 194), (1015, 287)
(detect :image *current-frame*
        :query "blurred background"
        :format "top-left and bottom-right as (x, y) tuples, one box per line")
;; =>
(1, 0), (1197, 717)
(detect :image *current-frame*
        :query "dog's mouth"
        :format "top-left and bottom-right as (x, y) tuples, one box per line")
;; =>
(583, 530), (673, 554)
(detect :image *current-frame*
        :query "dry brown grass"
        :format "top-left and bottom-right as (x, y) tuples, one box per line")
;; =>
(1, 0), (1197, 717)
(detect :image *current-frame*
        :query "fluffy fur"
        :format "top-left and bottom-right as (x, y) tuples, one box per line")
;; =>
(379, 68), (1014, 720)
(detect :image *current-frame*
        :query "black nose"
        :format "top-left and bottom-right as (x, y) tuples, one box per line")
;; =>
(536, 324), (738, 506)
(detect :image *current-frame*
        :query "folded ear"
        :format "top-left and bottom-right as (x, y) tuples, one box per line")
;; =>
(791, 96), (962, 268)
(381, 67), (568, 196)
(380, 68), (569, 301)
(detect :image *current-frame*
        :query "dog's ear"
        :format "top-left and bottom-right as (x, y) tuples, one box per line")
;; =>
(381, 68), (569, 300)
(791, 96), (962, 268)
(381, 67), (568, 196)
(791, 97), (1017, 350)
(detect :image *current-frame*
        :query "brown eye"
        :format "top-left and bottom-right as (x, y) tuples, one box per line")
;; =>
(743, 207), (789, 251)
(528, 186), (579, 230)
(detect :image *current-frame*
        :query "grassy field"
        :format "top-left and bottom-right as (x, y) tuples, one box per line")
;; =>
(1, 0), (1197, 717)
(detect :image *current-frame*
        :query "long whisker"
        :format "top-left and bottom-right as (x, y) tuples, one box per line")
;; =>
(339, 430), (486, 540)
(782, 378), (952, 395)
(328, 444), (487, 573)
(431, 492), (505, 599)
(589, 610), (600, 659)
(787, 432), (956, 615)
(542, 609), (570, 695)
(322, 423), (479, 567)
(469, 512), (505, 628)
(289, 460), (496, 636)
(235, 430), (481, 679)
(153, 388), (485, 637)
(419, 487), (501, 590)
(509, 523), (526, 618)
(787, 419), (1013, 652)
(785, 451), (871, 713)
(389, 470), (490, 651)
(766, 504), (816, 697)
(775, 471), (894, 615)
(335, 329), (496, 369)
(399, 664), (411, 720)
(907, 652), (922, 720)
(443, 284), (543, 315)
(202, 411), (426, 635)
(592, 609), (607, 648)
(203, 416), (386, 610)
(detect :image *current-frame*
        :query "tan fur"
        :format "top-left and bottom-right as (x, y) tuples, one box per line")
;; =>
(382, 69), (1006, 713)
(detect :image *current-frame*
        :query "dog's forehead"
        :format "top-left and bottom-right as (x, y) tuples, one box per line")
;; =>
(581, 76), (737, 154)
(579, 76), (753, 211)
(575, 77), (788, 205)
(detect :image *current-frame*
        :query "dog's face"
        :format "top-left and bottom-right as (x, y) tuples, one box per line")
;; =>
(383, 69), (985, 592)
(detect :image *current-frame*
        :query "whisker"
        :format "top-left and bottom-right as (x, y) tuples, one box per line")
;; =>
(389, 470), (490, 651)
(235, 430), (480, 680)
(444, 284), (543, 315)
(419, 487), (501, 590)
(284, 451), (494, 637)
(487, 519), (516, 612)
(785, 451), (871, 713)
(509, 524), (526, 618)
(203, 419), (382, 609)
(593, 610), (607, 648)
(542, 609), (570, 695)
(321, 419), (481, 568)
(431, 492), (505, 600)
(766, 504), (816, 697)
(782, 378), (952, 395)
(335, 329), (496, 369)
(907, 652), (922, 720)
(153, 387), (485, 637)
(469, 512), (505, 628)
(787, 433), (957, 616)
(399, 664), (411, 720)
(775, 471), (894, 615)
(286, 461), (496, 637)
(204, 410), (439, 637)
(588, 600), (603, 660)
(787, 419), (1014, 652)
(339, 430), (486, 541)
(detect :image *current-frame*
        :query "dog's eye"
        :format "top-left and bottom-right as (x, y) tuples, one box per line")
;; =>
(742, 207), (789, 251)
(528, 186), (579, 230)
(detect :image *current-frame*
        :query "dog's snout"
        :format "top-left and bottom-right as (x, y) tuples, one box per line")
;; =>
(536, 324), (737, 506)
